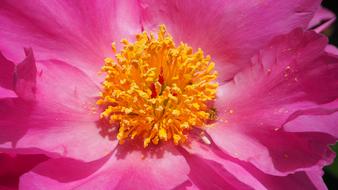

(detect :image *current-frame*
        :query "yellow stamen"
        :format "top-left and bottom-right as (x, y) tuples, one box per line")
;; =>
(97, 25), (218, 147)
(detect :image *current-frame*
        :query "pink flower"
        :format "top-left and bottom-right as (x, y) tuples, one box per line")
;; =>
(0, 0), (337, 189)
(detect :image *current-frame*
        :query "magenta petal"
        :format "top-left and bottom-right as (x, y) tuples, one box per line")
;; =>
(206, 125), (277, 174)
(308, 6), (336, 33)
(179, 146), (257, 189)
(0, 153), (48, 189)
(284, 102), (338, 138)
(19, 152), (111, 190)
(215, 29), (337, 130)
(251, 168), (327, 190)
(0, 88), (17, 99)
(184, 141), (327, 189)
(0, 0), (142, 79)
(208, 124), (335, 176)
(1, 59), (114, 162)
(0, 52), (15, 90)
(210, 29), (338, 175)
(19, 146), (189, 190)
(14, 120), (116, 162)
(34, 60), (99, 111)
(184, 158), (252, 189)
(0, 49), (37, 101)
(0, 185), (16, 190)
(140, 0), (321, 80)
(15, 48), (37, 101)
(326, 44), (338, 55)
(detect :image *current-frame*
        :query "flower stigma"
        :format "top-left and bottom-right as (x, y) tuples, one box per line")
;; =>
(97, 25), (218, 148)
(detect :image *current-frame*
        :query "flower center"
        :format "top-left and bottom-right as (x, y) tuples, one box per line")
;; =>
(97, 25), (218, 147)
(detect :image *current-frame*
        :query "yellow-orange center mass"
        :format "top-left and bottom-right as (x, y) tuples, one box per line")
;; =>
(97, 25), (218, 148)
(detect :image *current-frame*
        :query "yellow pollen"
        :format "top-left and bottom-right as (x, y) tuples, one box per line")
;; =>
(97, 25), (218, 147)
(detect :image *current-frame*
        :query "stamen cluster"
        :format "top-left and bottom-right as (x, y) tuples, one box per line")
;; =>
(97, 25), (218, 147)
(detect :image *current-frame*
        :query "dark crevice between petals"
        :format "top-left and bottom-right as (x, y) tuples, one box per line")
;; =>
(0, 153), (49, 189)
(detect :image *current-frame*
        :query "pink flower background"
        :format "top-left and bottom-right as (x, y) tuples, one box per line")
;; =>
(0, 0), (337, 189)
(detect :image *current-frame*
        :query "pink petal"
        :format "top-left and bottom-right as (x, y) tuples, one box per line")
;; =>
(209, 29), (338, 175)
(180, 144), (261, 189)
(19, 145), (189, 190)
(0, 49), (37, 101)
(0, 88), (17, 99)
(140, 0), (321, 80)
(251, 168), (327, 190)
(184, 140), (328, 189)
(0, 0), (142, 80)
(284, 102), (338, 138)
(325, 44), (338, 55)
(306, 169), (327, 190)
(14, 119), (115, 162)
(35, 60), (99, 111)
(308, 6), (336, 33)
(0, 59), (115, 162)
(14, 48), (37, 101)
